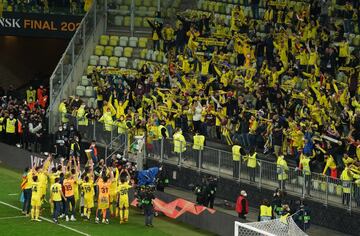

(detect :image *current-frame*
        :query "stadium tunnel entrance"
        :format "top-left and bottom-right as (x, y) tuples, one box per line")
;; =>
(0, 36), (68, 97)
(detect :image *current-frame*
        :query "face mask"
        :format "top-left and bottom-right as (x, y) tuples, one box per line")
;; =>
(59, 128), (63, 131)
(70, 127), (74, 131)
(10, 116), (13, 119)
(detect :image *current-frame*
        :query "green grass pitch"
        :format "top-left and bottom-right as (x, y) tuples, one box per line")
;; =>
(0, 165), (214, 236)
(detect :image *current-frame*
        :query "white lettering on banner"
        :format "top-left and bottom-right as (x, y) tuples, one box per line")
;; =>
(0, 18), (21, 28)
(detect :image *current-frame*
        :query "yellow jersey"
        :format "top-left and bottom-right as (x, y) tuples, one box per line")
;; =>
(63, 178), (75, 197)
(31, 182), (41, 200)
(117, 182), (132, 199)
(51, 183), (62, 201)
(81, 182), (94, 199)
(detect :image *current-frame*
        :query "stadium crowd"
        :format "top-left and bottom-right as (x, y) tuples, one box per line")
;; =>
(0, 85), (48, 153)
(59, 0), (360, 186)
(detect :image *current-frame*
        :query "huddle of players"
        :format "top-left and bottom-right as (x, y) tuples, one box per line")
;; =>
(24, 155), (133, 224)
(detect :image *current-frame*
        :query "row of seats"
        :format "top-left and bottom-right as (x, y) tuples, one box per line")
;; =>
(111, 0), (181, 8)
(94, 46), (134, 57)
(109, 14), (174, 28)
(110, 5), (158, 17)
(98, 35), (148, 47)
(89, 55), (130, 67)
(139, 49), (168, 63)
(76, 85), (95, 98)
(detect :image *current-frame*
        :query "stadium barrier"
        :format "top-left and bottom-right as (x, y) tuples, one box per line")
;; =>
(146, 158), (360, 236)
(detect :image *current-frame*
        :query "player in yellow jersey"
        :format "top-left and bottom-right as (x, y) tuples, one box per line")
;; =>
(48, 167), (60, 214)
(117, 169), (132, 224)
(50, 177), (66, 224)
(81, 175), (95, 220)
(30, 175), (42, 222)
(109, 167), (119, 217)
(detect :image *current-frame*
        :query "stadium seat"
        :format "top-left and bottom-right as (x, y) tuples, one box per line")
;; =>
(87, 66), (95, 75)
(114, 16), (124, 26)
(143, 0), (152, 7)
(119, 36), (129, 47)
(109, 36), (119, 46)
(138, 37), (148, 48)
(152, 51), (159, 61)
(147, 7), (157, 17)
(123, 47), (133, 57)
(140, 48), (147, 59)
(118, 57), (128, 67)
(114, 46), (124, 57)
(81, 76), (90, 86)
(100, 35), (109, 46)
(109, 57), (119, 67)
(136, 6), (147, 17)
(87, 97), (95, 108)
(76, 86), (86, 97)
(156, 51), (164, 62)
(129, 37), (138, 47)
(132, 59), (139, 69)
(135, 0), (142, 6)
(134, 17), (142, 27)
(119, 5), (130, 15)
(85, 86), (95, 97)
(99, 56), (109, 66)
(104, 46), (114, 57)
(146, 49), (153, 60)
(94, 45), (104, 56)
(89, 55), (99, 66)
(143, 18), (154, 28)
(124, 16), (131, 27)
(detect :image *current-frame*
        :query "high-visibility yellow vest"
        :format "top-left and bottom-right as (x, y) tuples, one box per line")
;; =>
(193, 134), (205, 150)
(58, 102), (68, 123)
(173, 132), (186, 153)
(247, 153), (257, 168)
(340, 169), (352, 194)
(300, 157), (311, 175)
(6, 118), (16, 133)
(77, 106), (88, 126)
(0, 117), (4, 132)
(103, 113), (113, 131)
(232, 145), (241, 161)
(277, 156), (288, 180)
(260, 205), (272, 217)
(115, 120), (127, 134)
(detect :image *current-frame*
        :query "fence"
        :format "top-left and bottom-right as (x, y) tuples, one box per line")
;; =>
(48, 0), (106, 133)
(145, 137), (360, 213)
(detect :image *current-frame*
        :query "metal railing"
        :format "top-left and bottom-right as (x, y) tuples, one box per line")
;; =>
(146, 137), (360, 213)
(48, 0), (105, 132)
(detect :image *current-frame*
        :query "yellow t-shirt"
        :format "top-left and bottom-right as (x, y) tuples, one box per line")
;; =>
(31, 182), (41, 200)
(51, 183), (62, 201)
(117, 182), (132, 199)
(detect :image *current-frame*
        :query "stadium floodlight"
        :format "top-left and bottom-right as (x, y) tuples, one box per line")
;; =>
(234, 216), (308, 236)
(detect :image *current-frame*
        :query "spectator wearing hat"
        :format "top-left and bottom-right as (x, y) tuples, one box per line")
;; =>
(235, 190), (249, 219)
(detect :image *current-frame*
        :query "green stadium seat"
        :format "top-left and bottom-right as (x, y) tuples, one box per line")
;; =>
(156, 51), (164, 62)
(138, 37), (148, 48)
(152, 50), (159, 61)
(109, 36), (119, 46)
(124, 16), (131, 27)
(134, 17), (142, 27)
(146, 49), (153, 60)
(114, 16), (124, 26)
(132, 59), (139, 69)
(87, 97), (95, 108)
(123, 47), (133, 57)
(109, 57), (119, 67)
(104, 46), (114, 57)
(140, 48), (147, 59)
(124, 0), (132, 6)
(143, 0), (152, 7)
(136, 6), (147, 17)
(95, 45), (104, 56)
(100, 35), (109, 46)
(147, 7), (157, 17)
(119, 5), (130, 15)
(135, 0), (142, 6)
(87, 66), (95, 75)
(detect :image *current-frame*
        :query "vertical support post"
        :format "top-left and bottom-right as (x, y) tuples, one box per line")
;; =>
(238, 155), (241, 182)
(110, 127), (113, 149)
(49, 76), (53, 133)
(71, 42), (75, 82)
(280, 166), (284, 192)
(349, 181), (352, 213)
(178, 141), (182, 167)
(61, 63), (64, 88)
(302, 171), (306, 199)
(130, 0), (134, 36)
(157, 0), (161, 12)
(325, 176), (329, 206)
(94, 0), (97, 31)
(93, 121), (96, 141)
(160, 138), (164, 163)
(82, 23), (86, 62)
(258, 162), (262, 189)
(198, 149), (202, 173)
(217, 150), (221, 177)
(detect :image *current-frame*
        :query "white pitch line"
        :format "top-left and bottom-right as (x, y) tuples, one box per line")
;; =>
(0, 201), (91, 236)
(0, 215), (27, 220)
(8, 193), (18, 196)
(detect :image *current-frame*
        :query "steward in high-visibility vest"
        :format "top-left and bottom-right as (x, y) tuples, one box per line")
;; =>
(26, 86), (36, 103)
(259, 199), (273, 221)
(232, 145), (241, 161)
(193, 133), (205, 150)
(340, 168), (353, 194)
(173, 129), (186, 153)
(114, 116), (128, 134)
(99, 110), (113, 131)
(245, 152), (257, 168)
(6, 116), (16, 134)
(0, 116), (4, 135)
(158, 124), (169, 140)
(77, 104), (88, 126)
(277, 155), (288, 181)
(58, 100), (68, 123)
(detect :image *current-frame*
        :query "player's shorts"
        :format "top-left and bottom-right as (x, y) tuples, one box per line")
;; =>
(98, 195), (109, 210)
(109, 193), (117, 203)
(31, 197), (42, 207)
(84, 197), (94, 209)
(119, 198), (129, 209)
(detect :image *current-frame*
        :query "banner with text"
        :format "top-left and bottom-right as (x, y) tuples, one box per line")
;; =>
(0, 12), (83, 38)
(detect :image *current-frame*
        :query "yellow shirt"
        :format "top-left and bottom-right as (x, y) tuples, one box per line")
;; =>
(81, 182), (94, 199)
(117, 182), (132, 199)
(63, 178), (75, 197)
(51, 183), (62, 201)
(31, 182), (41, 200)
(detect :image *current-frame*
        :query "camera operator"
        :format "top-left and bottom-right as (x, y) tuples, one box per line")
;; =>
(194, 177), (207, 206)
(156, 165), (169, 192)
(142, 186), (155, 227)
(205, 176), (217, 209)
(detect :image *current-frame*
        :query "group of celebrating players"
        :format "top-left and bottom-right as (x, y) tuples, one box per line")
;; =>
(21, 155), (135, 225)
